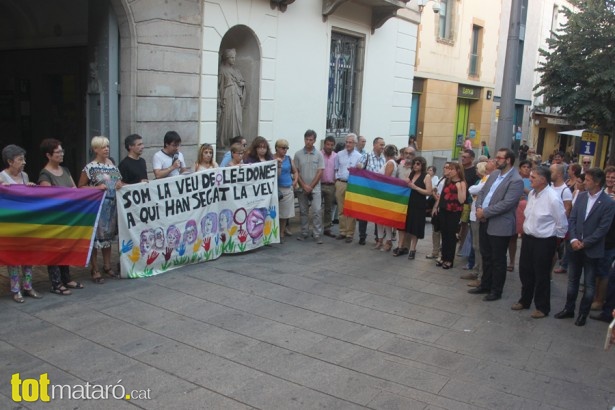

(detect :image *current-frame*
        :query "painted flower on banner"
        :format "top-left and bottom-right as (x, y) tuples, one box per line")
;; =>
(238, 230), (248, 244)
(128, 246), (140, 263)
(268, 206), (277, 220)
(264, 220), (272, 237)
(193, 237), (202, 253)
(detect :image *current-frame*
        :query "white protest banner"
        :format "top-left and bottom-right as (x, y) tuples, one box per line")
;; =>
(117, 161), (279, 278)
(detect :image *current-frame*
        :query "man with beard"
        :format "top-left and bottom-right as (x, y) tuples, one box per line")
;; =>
(469, 148), (524, 301)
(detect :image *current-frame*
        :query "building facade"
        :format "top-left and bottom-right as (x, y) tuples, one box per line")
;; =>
(491, 0), (594, 164)
(0, 0), (421, 178)
(410, 0), (501, 166)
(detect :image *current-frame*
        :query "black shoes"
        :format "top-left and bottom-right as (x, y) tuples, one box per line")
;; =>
(590, 313), (612, 323)
(468, 287), (489, 295)
(359, 237), (366, 245)
(574, 314), (588, 327)
(554, 309), (575, 319)
(483, 293), (501, 302)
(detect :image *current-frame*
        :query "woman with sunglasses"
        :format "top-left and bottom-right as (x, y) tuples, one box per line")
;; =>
(274, 139), (298, 242)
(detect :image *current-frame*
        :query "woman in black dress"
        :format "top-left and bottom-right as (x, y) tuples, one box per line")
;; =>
(397, 156), (432, 260)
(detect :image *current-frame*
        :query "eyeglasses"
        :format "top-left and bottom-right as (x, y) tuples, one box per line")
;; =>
(583, 161), (591, 164)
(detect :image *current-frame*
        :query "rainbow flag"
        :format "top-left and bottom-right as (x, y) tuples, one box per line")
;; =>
(344, 168), (410, 229)
(0, 185), (105, 266)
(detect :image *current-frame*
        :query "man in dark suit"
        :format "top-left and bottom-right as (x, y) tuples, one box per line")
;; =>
(555, 168), (615, 326)
(468, 148), (524, 301)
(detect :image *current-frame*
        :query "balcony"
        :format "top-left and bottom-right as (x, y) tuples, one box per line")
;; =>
(323, 0), (413, 33)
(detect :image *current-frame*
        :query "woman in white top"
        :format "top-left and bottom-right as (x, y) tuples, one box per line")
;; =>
(374, 144), (399, 252)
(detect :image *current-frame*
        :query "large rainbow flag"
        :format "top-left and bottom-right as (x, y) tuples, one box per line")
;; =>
(344, 168), (410, 229)
(0, 185), (105, 266)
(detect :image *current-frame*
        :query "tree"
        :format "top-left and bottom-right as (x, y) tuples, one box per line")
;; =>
(535, 0), (615, 163)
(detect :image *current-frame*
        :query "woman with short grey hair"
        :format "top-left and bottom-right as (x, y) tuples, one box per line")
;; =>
(0, 144), (43, 302)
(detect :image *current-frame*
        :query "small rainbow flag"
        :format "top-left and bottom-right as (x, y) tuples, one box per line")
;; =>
(344, 168), (410, 229)
(0, 185), (105, 266)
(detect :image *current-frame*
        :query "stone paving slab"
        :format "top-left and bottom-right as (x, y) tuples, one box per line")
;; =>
(1, 222), (615, 409)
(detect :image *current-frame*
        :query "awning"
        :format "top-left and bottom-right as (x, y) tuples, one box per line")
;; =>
(557, 129), (586, 137)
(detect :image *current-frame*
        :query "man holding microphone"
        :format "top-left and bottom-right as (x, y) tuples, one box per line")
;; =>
(153, 131), (189, 179)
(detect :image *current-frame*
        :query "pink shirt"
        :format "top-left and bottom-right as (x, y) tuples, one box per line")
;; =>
(321, 150), (337, 183)
(464, 139), (472, 150)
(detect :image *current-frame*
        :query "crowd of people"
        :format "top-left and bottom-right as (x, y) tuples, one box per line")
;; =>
(2, 132), (615, 332)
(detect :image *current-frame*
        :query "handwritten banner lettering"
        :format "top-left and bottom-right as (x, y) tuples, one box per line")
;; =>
(117, 161), (280, 278)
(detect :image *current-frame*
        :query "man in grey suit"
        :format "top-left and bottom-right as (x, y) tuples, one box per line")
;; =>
(554, 168), (615, 326)
(468, 148), (524, 301)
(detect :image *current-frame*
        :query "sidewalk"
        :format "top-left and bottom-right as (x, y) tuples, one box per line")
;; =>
(1, 222), (614, 409)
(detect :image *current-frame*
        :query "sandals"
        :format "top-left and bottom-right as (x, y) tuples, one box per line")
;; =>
(50, 286), (72, 296)
(507, 265), (514, 272)
(436, 259), (444, 267)
(65, 281), (84, 289)
(442, 262), (453, 270)
(408, 250), (416, 260)
(13, 292), (24, 303)
(91, 270), (105, 284)
(24, 289), (43, 299)
(103, 266), (120, 279)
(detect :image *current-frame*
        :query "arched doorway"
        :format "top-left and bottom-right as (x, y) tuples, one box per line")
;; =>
(0, 0), (132, 179)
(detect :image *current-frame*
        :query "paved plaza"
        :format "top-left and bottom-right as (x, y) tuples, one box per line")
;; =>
(1, 223), (614, 409)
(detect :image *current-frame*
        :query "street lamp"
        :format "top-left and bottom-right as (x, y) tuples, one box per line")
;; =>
(417, 0), (441, 14)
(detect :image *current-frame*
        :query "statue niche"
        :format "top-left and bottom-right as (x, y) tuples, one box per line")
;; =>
(216, 48), (246, 148)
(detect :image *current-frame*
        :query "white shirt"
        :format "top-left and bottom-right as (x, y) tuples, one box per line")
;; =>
(585, 190), (602, 220)
(551, 182), (572, 203)
(523, 185), (568, 238)
(153, 150), (186, 178)
(334, 149), (363, 181)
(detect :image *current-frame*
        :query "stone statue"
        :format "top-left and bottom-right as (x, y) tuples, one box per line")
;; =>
(217, 48), (246, 148)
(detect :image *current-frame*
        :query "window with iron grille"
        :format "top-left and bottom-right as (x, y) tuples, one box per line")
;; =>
(326, 32), (360, 139)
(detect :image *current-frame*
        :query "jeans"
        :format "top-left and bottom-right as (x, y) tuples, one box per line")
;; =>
(565, 247), (600, 315)
(598, 247), (615, 277)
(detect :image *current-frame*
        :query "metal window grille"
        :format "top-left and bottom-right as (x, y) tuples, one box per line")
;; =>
(326, 33), (358, 138)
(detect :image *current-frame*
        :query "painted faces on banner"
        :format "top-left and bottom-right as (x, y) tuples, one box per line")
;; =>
(140, 229), (155, 254)
(166, 225), (181, 249)
(183, 220), (198, 245)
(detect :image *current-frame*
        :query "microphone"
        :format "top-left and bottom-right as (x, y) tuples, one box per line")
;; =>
(172, 153), (179, 163)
